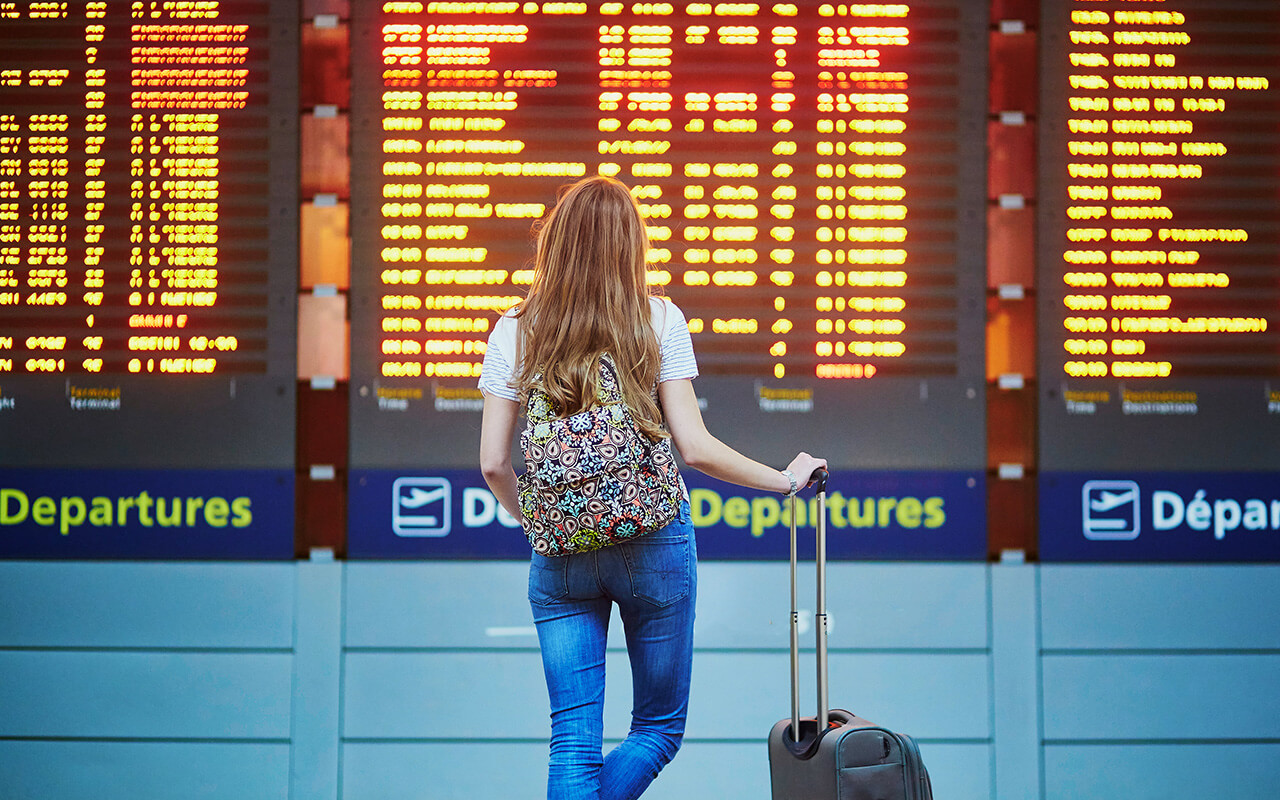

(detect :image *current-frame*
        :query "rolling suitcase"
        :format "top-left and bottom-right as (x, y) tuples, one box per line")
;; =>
(767, 469), (934, 800)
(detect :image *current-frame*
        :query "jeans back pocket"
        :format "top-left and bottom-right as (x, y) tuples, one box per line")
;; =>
(622, 532), (692, 607)
(528, 553), (570, 605)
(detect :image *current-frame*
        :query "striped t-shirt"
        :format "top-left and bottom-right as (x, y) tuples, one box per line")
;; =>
(477, 296), (699, 402)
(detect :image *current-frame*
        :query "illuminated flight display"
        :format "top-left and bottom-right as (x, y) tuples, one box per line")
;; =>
(0, 1), (297, 559)
(371, 3), (934, 384)
(0, 0), (285, 378)
(350, 1), (986, 469)
(1038, 0), (1280, 560)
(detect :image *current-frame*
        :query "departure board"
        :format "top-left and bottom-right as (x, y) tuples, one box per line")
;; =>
(348, 1), (988, 559)
(1038, 0), (1280, 560)
(0, 1), (297, 559)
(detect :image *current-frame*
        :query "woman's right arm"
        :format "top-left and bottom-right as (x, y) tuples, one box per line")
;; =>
(658, 378), (826, 494)
(479, 394), (522, 519)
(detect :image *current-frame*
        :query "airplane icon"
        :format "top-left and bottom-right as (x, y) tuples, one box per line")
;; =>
(1089, 488), (1136, 513)
(392, 477), (452, 537)
(399, 486), (448, 514)
(1082, 480), (1140, 540)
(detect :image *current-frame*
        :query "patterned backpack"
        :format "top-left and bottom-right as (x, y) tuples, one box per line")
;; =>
(517, 354), (683, 556)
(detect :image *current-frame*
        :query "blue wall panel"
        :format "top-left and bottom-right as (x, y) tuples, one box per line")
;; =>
(344, 562), (533, 649)
(0, 651), (293, 738)
(695, 562), (989, 650)
(0, 742), (289, 800)
(684, 652), (990, 740)
(0, 562), (294, 648)
(1040, 565), (1280, 650)
(991, 564), (1041, 800)
(342, 743), (550, 800)
(343, 651), (549, 739)
(1044, 744), (1280, 800)
(292, 562), (343, 800)
(1038, 565), (1280, 800)
(1043, 654), (1280, 740)
(2, 561), (1277, 800)
(0, 562), (297, 800)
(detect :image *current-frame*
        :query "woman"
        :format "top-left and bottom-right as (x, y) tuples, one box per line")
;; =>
(479, 175), (826, 800)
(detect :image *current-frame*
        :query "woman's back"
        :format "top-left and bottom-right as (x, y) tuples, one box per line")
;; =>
(512, 175), (665, 437)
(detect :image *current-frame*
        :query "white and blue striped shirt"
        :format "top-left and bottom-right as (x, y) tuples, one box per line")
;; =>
(478, 296), (699, 401)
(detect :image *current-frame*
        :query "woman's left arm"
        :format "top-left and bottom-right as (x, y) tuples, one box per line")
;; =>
(480, 394), (521, 519)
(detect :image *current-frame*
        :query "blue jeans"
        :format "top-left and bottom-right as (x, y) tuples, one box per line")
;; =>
(528, 501), (696, 800)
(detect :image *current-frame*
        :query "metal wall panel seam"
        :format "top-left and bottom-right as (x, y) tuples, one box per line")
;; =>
(289, 561), (344, 800)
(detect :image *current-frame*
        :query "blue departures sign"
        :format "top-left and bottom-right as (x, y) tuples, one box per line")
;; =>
(1041, 472), (1280, 562)
(348, 468), (985, 560)
(0, 469), (294, 559)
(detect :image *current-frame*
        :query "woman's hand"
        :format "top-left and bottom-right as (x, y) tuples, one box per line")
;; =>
(785, 452), (828, 492)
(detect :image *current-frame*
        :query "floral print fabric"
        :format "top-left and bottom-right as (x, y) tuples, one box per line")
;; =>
(518, 355), (683, 556)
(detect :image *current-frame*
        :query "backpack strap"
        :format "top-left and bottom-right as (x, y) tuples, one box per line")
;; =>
(527, 353), (626, 420)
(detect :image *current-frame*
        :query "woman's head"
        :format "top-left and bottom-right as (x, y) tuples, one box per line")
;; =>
(531, 175), (650, 311)
(514, 175), (666, 436)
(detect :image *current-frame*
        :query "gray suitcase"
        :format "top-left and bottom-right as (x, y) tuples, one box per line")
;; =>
(767, 469), (933, 800)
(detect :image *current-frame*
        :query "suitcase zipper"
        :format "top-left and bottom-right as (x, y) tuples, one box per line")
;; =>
(894, 732), (932, 799)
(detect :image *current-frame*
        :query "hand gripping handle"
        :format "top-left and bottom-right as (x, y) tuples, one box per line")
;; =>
(811, 467), (829, 494)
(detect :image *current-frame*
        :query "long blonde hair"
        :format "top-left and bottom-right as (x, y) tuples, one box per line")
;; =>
(513, 175), (666, 439)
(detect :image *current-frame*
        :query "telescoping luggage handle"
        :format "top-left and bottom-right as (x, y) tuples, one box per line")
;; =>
(789, 467), (831, 743)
